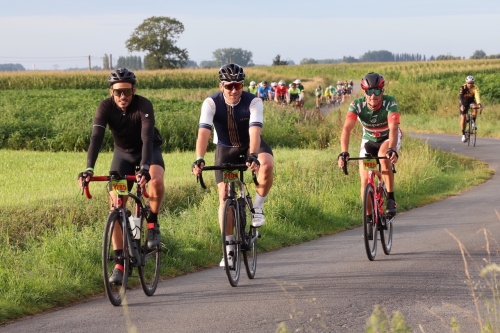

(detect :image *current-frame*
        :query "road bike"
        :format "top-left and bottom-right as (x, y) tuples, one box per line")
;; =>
(197, 160), (260, 287)
(464, 105), (482, 147)
(82, 171), (161, 306)
(342, 156), (396, 261)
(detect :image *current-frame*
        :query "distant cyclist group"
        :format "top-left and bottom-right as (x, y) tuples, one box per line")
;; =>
(78, 63), (483, 292)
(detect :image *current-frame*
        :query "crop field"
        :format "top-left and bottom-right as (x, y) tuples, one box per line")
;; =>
(0, 60), (499, 323)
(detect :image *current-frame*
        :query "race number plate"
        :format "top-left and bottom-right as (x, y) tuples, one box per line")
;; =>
(363, 159), (378, 171)
(223, 170), (239, 183)
(111, 179), (128, 195)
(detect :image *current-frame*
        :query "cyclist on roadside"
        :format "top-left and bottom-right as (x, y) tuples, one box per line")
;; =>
(324, 85), (333, 106)
(257, 81), (273, 102)
(275, 80), (288, 105)
(192, 63), (274, 267)
(294, 79), (305, 106)
(336, 80), (345, 103)
(248, 81), (258, 95)
(459, 75), (483, 142)
(315, 85), (323, 108)
(337, 72), (401, 227)
(289, 82), (302, 108)
(77, 68), (165, 284)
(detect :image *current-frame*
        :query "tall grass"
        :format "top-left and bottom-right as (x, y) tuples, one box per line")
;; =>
(0, 136), (491, 323)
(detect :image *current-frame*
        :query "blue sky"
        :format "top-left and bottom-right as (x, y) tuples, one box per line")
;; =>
(1, 0), (500, 70)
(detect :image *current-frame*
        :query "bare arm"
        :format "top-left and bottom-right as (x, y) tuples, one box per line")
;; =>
(338, 117), (356, 168)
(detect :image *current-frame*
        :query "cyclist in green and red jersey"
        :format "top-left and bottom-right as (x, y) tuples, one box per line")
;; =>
(338, 72), (401, 220)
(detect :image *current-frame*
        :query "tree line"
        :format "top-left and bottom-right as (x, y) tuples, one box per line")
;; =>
(0, 63), (25, 71)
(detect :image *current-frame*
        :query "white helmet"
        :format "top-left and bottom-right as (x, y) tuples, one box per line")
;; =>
(278, 80), (286, 85)
(271, 81), (277, 87)
(329, 86), (333, 89)
(293, 79), (301, 84)
(250, 81), (256, 86)
(466, 75), (475, 83)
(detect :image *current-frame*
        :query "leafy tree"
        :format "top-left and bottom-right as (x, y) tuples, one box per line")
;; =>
(342, 56), (358, 63)
(103, 54), (110, 70)
(470, 50), (486, 59)
(0, 63), (25, 71)
(272, 54), (288, 66)
(183, 60), (198, 68)
(116, 55), (142, 70)
(126, 16), (188, 69)
(300, 58), (318, 65)
(212, 48), (253, 67)
(360, 50), (394, 62)
(199, 60), (218, 68)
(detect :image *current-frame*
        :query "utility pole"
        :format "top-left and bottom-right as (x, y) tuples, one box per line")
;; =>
(88, 55), (91, 70)
(110, 54), (113, 69)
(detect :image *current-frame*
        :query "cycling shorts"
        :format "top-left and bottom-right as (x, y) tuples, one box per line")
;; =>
(214, 138), (273, 183)
(359, 128), (402, 157)
(289, 94), (300, 102)
(110, 146), (165, 190)
(459, 104), (476, 115)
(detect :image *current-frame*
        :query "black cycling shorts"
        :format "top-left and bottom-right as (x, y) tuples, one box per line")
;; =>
(214, 137), (273, 183)
(110, 147), (165, 190)
(289, 94), (300, 102)
(459, 104), (473, 115)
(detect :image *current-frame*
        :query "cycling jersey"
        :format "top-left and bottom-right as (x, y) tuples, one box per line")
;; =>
(199, 91), (264, 147)
(257, 86), (272, 99)
(315, 89), (323, 97)
(346, 95), (401, 142)
(324, 89), (332, 97)
(87, 95), (163, 169)
(275, 85), (288, 97)
(459, 84), (481, 106)
(297, 84), (305, 92)
(248, 86), (258, 95)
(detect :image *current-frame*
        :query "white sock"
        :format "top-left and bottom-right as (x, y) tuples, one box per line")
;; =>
(254, 193), (267, 209)
(225, 235), (234, 254)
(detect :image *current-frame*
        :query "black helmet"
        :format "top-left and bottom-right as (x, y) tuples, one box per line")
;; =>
(108, 68), (137, 86)
(361, 72), (385, 90)
(218, 63), (245, 82)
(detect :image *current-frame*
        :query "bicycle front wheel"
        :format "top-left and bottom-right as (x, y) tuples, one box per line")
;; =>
(467, 117), (472, 146)
(242, 199), (257, 279)
(222, 199), (241, 287)
(102, 210), (129, 306)
(138, 206), (161, 297)
(471, 118), (477, 147)
(379, 188), (393, 255)
(363, 184), (377, 261)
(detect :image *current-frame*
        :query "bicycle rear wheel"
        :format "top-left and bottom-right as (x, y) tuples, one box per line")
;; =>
(363, 184), (377, 261)
(102, 210), (129, 306)
(222, 199), (241, 287)
(379, 188), (393, 255)
(137, 205), (161, 296)
(466, 116), (472, 146)
(242, 198), (257, 279)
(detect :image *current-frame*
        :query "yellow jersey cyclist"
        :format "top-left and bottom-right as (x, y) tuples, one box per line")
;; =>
(459, 75), (483, 142)
(338, 72), (401, 223)
(192, 63), (274, 267)
(248, 81), (258, 95)
(324, 85), (333, 105)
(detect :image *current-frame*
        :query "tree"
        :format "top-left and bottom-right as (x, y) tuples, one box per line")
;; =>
(116, 55), (143, 70)
(103, 54), (110, 70)
(272, 54), (288, 66)
(300, 58), (318, 65)
(342, 56), (358, 63)
(359, 50), (394, 62)
(470, 50), (486, 59)
(183, 60), (198, 68)
(126, 16), (189, 70)
(212, 48), (253, 67)
(199, 60), (218, 68)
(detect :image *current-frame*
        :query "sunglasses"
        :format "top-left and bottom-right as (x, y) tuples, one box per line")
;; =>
(112, 88), (134, 97)
(365, 88), (383, 96)
(223, 82), (244, 91)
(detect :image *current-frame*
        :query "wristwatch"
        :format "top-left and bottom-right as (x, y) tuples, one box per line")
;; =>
(141, 164), (150, 171)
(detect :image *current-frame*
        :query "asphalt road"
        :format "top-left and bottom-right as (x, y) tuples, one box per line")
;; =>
(2, 133), (499, 333)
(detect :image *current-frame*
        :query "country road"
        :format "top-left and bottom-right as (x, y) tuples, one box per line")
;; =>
(2, 133), (499, 333)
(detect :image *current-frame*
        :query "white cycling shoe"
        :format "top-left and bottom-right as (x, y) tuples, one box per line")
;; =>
(251, 208), (266, 227)
(219, 255), (233, 267)
(461, 135), (467, 142)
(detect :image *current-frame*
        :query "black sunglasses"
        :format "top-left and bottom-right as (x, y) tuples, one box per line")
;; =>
(112, 88), (134, 97)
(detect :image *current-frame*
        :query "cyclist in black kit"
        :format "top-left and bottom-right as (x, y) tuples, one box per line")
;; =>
(191, 63), (274, 267)
(78, 68), (165, 284)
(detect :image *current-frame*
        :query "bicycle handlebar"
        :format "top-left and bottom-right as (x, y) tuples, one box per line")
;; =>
(196, 163), (259, 189)
(341, 156), (396, 175)
(82, 175), (150, 199)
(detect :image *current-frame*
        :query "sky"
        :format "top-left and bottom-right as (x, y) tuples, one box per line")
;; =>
(1, 0), (500, 70)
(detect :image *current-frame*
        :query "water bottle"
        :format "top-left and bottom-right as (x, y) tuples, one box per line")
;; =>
(128, 215), (142, 240)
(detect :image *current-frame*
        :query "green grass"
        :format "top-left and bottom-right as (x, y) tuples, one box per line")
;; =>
(0, 136), (492, 324)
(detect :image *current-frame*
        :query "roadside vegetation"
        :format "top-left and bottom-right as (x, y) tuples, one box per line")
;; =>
(0, 60), (498, 324)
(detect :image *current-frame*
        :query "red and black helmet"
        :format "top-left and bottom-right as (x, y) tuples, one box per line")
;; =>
(218, 63), (245, 82)
(360, 72), (385, 90)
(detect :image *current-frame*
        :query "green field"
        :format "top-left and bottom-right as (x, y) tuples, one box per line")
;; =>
(0, 60), (498, 324)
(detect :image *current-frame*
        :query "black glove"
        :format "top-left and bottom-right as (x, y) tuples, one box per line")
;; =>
(387, 148), (398, 159)
(78, 170), (93, 180)
(338, 152), (350, 161)
(192, 158), (205, 171)
(246, 153), (260, 166)
(136, 168), (151, 182)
